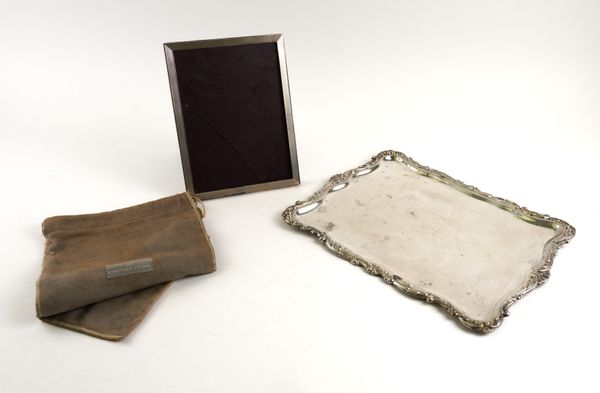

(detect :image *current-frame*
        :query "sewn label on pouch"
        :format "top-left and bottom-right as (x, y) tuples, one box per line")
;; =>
(105, 258), (154, 279)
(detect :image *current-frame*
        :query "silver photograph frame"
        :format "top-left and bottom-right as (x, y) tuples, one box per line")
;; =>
(164, 34), (300, 199)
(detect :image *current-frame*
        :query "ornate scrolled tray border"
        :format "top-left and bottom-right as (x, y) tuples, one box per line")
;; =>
(282, 150), (575, 333)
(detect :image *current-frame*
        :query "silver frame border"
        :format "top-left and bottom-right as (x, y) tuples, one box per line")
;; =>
(164, 34), (300, 199)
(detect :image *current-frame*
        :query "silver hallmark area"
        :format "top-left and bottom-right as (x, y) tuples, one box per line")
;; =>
(105, 258), (154, 279)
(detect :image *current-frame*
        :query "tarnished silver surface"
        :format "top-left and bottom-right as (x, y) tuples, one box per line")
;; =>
(282, 150), (575, 333)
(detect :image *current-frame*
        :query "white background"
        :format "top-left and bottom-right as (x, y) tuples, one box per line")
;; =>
(1, 1), (599, 392)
